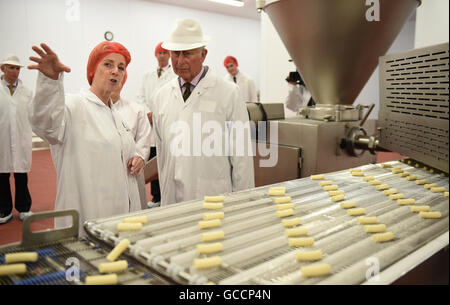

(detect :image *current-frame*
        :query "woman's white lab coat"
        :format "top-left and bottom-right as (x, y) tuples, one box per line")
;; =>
(285, 83), (312, 113)
(153, 68), (255, 206)
(224, 71), (257, 103)
(136, 65), (176, 147)
(0, 79), (33, 173)
(29, 72), (141, 235)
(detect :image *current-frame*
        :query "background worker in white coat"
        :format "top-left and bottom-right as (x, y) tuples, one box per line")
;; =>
(137, 42), (176, 206)
(111, 72), (151, 210)
(0, 54), (33, 224)
(285, 71), (315, 113)
(223, 55), (258, 103)
(28, 42), (142, 235)
(152, 18), (255, 206)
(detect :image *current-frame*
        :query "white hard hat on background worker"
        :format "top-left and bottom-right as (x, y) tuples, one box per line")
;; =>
(0, 54), (25, 67)
(151, 18), (255, 206)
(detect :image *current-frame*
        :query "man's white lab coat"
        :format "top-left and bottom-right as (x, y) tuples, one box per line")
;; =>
(285, 83), (312, 113)
(0, 78), (33, 173)
(224, 71), (257, 103)
(29, 73), (141, 235)
(153, 68), (255, 206)
(137, 65), (177, 147)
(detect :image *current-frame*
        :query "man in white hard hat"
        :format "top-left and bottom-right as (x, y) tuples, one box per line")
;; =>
(137, 42), (176, 207)
(0, 54), (33, 224)
(223, 55), (258, 103)
(151, 18), (255, 205)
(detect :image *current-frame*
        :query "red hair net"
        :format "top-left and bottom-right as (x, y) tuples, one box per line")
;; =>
(154, 42), (169, 57)
(224, 55), (238, 67)
(87, 41), (131, 85)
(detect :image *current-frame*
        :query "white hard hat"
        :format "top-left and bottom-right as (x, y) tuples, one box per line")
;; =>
(0, 54), (24, 67)
(162, 18), (210, 51)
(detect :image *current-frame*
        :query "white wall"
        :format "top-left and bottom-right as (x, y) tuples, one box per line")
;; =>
(259, 7), (416, 119)
(414, 0), (449, 48)
(0, 0), (261, 102)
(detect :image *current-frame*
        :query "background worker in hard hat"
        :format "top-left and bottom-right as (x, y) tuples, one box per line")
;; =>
(111, 72), (151, 210)
(137, 42), (176, 207)
(151, 18), (255, 206)
(0, 54), (33, 224)
(223, 55), (257, 103)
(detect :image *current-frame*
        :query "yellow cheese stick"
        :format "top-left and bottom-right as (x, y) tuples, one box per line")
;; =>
(122, 216), (147, 224)
(269, 189), (285, 196)
(363, 176), (375, 182)
(410, 205), (430, 213)
(406, 175), (417, 181)
(0, 264), (27, 276)
(329, 190), (344, 196)
(389, 193), (404, 200)
(384, 188), (397, 195)
(352, 171), (364, 177)
(364, 224), (386, 233)
(407, 160), (412, 165)
(301, 263), (331, 277)
(419, 211), (442, 219)
(373, 232), (394, 243)
(423, 166), (428, 170)
(273, 196), (291, 204)
(376, 184), (389, 191)
(201, 230), (225, 242)
(269, 186), (286, 191)
(296, 250), (323, 262)
(204, 196), (225, 202)
(397, 198), (415, 205)
(415, 163), (421, 168)
(203, 212), (225, 221)
(288, 237), (314, 247)
(415, 179), (427, 185)
(107, 239), (130, 262)
(323, 185), (338, 191)
(202, 202), (224, 210)
(193, 256), (222, 269)
(311, 174), (325, 180)
(285, 227), (308, 237)
(441, 173), (447, 177)
(381, 163), (392, 168)
(357, 216), (378, 224)
(340, 201), (356, 209)
(369, 180), (382, 186)
(347, 208), (365, 216)
(331, 194), (345, 202)
(276, 203), (295, 210)
(398, 172), (410, 177)
(196, 243), (223, 254)
(445, 192), (449, 197)
(392, 168), (403, 174)
(117, 223), (142, 231)
(4, 252), (38, 264)
(198, 219), (222, 229)
(281, 217), (301, 227)
(98, 260), (128, 274)
(429, 169), (434, 174)
(430, 187), (446, 193)
(424, 183), (437, 189)
(85, 274), (118, 285)
(276, 208), (294, 218)
(349, 168), (362, 172)
(319, 181), (333, 186)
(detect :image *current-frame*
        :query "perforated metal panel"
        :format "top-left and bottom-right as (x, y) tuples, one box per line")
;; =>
(379, 43), (449, 173)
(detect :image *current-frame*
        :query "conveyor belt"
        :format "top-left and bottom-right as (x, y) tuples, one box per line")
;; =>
(83, 161), (449, 284)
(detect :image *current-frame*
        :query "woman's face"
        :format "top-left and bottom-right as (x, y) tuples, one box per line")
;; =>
(91, 53), (126, 93)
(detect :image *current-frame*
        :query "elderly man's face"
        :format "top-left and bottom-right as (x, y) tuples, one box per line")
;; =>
(1, 64), (21, 84)
(171, 48), (207, 83)
(225, 63), (238, 76)
(156, 51), (170, 68)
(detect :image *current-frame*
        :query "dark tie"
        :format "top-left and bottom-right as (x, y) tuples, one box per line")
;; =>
(157, 68), (162, 78)
(183, 83), (192, 101)
(233, 76), (237, 83)
(7, 84), (14, 96)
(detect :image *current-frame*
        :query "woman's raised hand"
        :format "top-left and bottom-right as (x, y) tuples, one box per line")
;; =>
(28, 43), (71, 80)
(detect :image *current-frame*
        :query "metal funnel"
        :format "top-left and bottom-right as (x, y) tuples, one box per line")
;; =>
(263, 0), (420, 105)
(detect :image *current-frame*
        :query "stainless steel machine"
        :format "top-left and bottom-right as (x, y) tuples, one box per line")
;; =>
(1, 0), (448, 285)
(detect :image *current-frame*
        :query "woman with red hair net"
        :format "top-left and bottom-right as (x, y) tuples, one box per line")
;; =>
(28, 42), (143, 235)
